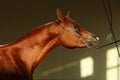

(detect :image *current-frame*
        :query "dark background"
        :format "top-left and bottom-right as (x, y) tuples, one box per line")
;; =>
(0, 0), (120, 80)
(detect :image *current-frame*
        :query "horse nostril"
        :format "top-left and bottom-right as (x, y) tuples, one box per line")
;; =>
(93, 36), (100, 41)
(80, 36), (100, 49)
(85, 36), (100, 48)
(92, 35), (100, 41)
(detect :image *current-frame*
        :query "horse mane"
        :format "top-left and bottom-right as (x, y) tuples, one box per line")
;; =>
(0, 21), (56, 48)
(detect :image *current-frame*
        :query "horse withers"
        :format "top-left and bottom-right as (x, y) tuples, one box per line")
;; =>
(0, 9), (99, 80)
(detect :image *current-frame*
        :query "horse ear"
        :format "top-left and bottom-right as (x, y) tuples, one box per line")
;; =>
(56, 8), (64, 22)
(66, 10), (70, 19)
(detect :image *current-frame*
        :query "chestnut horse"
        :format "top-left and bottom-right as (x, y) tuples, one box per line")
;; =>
(0, 9), (99, 80)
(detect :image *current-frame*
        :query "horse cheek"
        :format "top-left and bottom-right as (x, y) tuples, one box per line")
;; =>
(60, 33), (76, 47)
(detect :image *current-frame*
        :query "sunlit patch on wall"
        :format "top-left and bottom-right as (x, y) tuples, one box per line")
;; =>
(106, 68), (117, 80)
(80, 56), (94, 78)
(107, 48), (118, 67)
(106, 47), (120, 80)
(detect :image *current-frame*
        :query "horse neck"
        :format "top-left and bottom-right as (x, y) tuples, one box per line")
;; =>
(11, 22), (60, 72)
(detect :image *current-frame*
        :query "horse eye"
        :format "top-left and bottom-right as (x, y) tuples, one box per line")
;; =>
(73, 24), (80, 33)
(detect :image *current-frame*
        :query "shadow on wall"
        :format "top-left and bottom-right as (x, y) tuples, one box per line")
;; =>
(34, 44), (120, 80)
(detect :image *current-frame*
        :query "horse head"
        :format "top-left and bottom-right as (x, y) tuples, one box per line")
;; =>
(56, 8), (99, 49)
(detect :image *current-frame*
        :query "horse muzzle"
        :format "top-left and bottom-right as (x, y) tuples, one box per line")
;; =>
(80, 36), (100, 49)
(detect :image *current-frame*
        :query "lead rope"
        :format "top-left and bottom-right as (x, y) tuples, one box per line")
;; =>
(102, 0), (120, 57)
